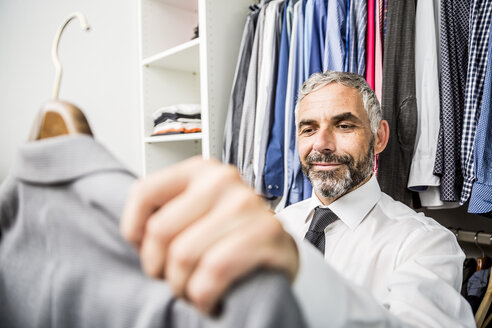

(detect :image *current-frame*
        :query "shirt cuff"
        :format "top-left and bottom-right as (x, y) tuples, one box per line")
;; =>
(292, 239), (347, 328)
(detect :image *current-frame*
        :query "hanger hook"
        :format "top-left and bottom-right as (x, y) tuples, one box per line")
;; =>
(52, 12), (90, 100)
(475, 231), (486, 258)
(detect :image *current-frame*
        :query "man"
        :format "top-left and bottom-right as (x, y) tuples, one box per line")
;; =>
(121, 71), (475, 327)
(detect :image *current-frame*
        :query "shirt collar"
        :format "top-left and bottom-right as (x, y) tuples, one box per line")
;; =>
(13, 135), (134, 184)
(308, 175), (382, 231)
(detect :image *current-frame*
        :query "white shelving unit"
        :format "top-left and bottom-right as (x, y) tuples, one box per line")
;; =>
(138, 0), (251, 175)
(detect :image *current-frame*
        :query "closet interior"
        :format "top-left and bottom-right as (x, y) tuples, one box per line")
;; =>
(138, 0), (251, 175)
(137, 0), (492, 324)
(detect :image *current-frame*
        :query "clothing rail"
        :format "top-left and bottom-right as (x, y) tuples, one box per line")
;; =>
(448, 227), (492, 247)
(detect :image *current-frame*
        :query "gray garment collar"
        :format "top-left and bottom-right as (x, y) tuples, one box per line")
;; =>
(13, 135), (134, 184)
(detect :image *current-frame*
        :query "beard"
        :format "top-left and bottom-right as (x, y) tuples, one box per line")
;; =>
(301, 139), (375, 199)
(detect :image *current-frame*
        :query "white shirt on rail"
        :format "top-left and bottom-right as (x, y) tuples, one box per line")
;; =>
(276, 175), (475, 328)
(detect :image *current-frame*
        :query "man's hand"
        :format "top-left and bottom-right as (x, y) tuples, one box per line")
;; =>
(120, 157), (299, 313)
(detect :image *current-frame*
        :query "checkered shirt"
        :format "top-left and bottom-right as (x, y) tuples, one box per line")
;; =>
(461, 0), (492, 204)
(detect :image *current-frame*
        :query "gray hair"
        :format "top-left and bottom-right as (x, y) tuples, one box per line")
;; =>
(294, 71), (382, 135)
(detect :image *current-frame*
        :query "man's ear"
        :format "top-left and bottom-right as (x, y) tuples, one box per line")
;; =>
(374, 120), (389, 155)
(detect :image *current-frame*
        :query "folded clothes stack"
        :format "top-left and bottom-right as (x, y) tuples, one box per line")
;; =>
(151, 104), (201, 136)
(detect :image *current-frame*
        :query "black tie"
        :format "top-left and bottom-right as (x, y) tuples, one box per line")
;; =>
(304, 207), (338, 254)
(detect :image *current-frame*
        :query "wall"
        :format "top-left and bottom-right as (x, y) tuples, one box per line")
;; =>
(0, 0), (142, 181)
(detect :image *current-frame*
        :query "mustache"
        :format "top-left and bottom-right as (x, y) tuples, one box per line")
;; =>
(305, 152), (353, 166)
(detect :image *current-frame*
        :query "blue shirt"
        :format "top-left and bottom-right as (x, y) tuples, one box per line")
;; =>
(344, 0), (351, 71)
(460, 1), (492, 204)
(469, 17), (492, 215)
(303, 0), (326, 77)
(346, 0), (366, 75)
(264, 0), (292, 197)
(286, 0), (306, 206)
(301, 0), (329, 201)
(289, 0), (334, 204)
(323, 0), (347, 71)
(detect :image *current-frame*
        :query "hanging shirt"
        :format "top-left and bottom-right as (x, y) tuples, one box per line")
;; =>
(408, 0), (453, 208)
(343, 0), (351, 71)
(346, 0), (366, 75)
(416, 0), (460, 211)
(286, 0), (297, 40)
(264, 0), (292, 198)
(279, 0), (301, 210)
(366, 0), (375, 89)
(276, 175), (475, 328)
(253, 0), (283, 197)
(460, 0), (492, 205)
(469, 17), (492, 215)
(433, 0), (470, 203)
(223, 9), (260, 167)
(303, 0), (326, 77)
(377, 0), (418, 207)
(466, 268), (491, 314)
(0, 135), (305, 328)
(323, 0), (347, 72)
(374, 0), (383, 101)
(291, 0), (320, 205)
(237, 5), (266, 185)
(286, 0), (306, 206)
(302, 0), (328, 202)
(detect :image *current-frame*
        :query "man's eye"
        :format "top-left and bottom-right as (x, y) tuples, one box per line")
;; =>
(300, 128), (314, 135)
(338, 124), (354, 130)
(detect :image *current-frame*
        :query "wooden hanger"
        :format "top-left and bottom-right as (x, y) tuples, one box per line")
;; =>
(475, 269), (492, 327)
(475, 232), (488, 271)
(29, 12), (93, 141)
(482, 311), (492, 328)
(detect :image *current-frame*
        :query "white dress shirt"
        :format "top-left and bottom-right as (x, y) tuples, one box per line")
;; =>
(276, 175), (475, 328)
(408, 0), (459, 209)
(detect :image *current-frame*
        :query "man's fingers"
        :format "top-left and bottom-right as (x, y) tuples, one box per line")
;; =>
(137, 161), (244, 278)
(138, 187), (215, 278)
(164, 184), (256, 297)
(120, 158), (198, 247)
(185, 215), (298, 314)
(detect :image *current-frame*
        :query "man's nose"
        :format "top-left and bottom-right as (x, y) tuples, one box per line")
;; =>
(312, 128), (336, 153)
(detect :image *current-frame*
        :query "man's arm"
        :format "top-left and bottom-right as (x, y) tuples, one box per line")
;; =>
(289, 232), (474, 327)
(121, 157), (474, 327)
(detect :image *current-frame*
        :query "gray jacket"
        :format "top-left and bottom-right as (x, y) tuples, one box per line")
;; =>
(0, 135), (305, 328)
(377, 0), (418, 207)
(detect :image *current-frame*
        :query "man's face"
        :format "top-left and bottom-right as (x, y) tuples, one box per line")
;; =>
(297, 83), (375, 200)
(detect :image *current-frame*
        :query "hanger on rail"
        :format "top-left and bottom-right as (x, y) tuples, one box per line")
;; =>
(29, 12), (93, 141)
(475, 231), (488, 271)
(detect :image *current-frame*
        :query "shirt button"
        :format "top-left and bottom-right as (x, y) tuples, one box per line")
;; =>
(274, 185), (279, 189)
(268, 185), (273, 189)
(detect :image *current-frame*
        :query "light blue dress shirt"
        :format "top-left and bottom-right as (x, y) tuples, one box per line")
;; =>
(346, 0), (366, 75)
(323, 0), (347, 71)
(286, 0), (306, 206)
(290, 0), (330, 204)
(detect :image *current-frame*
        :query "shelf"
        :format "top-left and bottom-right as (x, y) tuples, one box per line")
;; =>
(158, 0), (198, 12)
(142, 38), (200, 72)
(144, 132), (202, 143)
